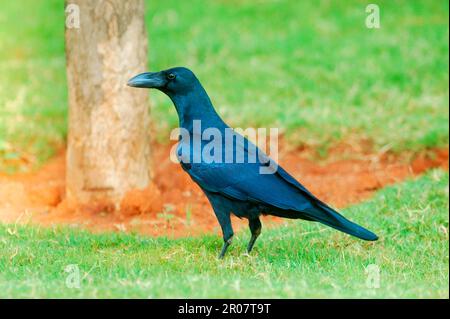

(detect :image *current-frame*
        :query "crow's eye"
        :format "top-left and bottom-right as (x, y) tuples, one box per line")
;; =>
(167, 73), (176, 80)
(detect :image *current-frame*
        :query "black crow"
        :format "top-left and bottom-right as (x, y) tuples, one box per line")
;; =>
(128, 67), (378, 258)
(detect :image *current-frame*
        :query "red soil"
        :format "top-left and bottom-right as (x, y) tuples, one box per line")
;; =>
(0, 143), (448, 237)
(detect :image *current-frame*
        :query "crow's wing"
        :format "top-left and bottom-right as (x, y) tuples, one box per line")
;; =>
(185, 134), (378, 241)
(186, 135), (317, 212)
(190, 160), (314, 211)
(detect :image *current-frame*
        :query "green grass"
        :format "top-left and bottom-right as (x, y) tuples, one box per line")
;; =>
(0, 0), (448, 171)
(0, 170), (448, 298)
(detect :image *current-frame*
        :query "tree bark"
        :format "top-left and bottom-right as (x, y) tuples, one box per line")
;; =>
(65, 0), (151, 211)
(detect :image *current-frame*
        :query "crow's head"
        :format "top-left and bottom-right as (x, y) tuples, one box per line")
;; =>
(127, 67), (199, 96)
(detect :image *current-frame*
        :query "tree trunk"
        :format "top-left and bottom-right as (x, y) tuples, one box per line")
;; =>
(65, 0), (151, 211)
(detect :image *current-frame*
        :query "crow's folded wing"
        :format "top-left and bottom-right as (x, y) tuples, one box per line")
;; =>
(188, 160), (314, 212)
(185, 135), (378, 241)
(186, 135), (318, 212)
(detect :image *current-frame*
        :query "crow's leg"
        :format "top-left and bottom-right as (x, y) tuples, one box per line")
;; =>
(204, 192), (234, 258)
(213, 208), (234, 259)
(219, 237), (232, 259)
(247, 217), (262, 253)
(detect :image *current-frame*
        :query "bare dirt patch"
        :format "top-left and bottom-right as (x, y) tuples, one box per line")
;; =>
(0, 143), (448, 237)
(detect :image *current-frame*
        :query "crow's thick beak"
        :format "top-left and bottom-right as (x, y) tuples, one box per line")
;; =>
(127, 72), (166, 89)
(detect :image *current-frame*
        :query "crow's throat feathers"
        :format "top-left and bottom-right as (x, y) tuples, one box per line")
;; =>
(167, 82), (226, 132)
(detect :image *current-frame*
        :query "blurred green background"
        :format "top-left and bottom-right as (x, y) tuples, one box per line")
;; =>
(0, 0), (448, 172)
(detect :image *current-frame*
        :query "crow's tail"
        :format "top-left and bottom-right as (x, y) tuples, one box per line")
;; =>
(309, 202), (378, 241)
(272, 203), (378, 241)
